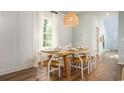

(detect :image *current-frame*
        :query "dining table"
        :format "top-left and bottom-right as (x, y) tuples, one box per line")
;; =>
(41, 48), (89, 78)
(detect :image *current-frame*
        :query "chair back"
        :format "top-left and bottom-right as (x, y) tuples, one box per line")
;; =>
(34, 52), (50, 67)
(75, 51), (90, 64)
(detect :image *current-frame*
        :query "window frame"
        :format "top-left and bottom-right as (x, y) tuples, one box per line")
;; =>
(41, 17), (54, 49)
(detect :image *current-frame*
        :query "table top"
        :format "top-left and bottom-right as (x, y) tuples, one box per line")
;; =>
(41, 48), (89, 56)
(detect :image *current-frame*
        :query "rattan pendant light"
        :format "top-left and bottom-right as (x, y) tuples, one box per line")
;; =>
(64, 12), (78, 27)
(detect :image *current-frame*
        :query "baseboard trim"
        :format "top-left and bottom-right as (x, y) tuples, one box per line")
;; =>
(0, 63), (33, 76)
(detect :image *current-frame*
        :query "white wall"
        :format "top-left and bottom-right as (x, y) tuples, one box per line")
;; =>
(72, 13), (116, 54)
(118, 12), (124, 64)
(0, 11), (34, 75)
(34, 12), (72, 52)
(72, 14), (99, 51)
(56, 13), (72, 47)
(18, 12), (34, 69)
(0, 11), (72, 75)
(0, 12), (18, 75)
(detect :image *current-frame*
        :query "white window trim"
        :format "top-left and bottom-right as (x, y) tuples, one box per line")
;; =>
(38, 12), (58, 51)
(41, 17), (55, 50)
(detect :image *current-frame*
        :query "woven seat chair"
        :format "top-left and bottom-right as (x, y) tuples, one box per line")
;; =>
(36, 53), (62, 80)
(69, 51), (90, 78)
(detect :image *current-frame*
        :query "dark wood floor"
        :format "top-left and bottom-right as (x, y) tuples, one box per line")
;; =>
(0, 51), (123, 81)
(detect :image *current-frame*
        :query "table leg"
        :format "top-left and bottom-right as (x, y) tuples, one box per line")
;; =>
(63, 55), (70, 78)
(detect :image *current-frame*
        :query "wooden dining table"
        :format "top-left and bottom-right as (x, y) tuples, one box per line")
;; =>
(41, 48), (89, 78)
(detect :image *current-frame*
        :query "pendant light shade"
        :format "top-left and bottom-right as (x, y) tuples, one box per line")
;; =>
(64, 12), (78, 27)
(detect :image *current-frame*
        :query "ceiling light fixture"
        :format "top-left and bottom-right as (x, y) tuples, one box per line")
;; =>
(64, 12), (78, 27)
(106, 13), (110, 16)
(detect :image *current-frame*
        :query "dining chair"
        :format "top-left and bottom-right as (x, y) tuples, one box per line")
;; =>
(89, 50), (97, 72)
(36, 52), (62, 80)
(69, 51), (90, 78)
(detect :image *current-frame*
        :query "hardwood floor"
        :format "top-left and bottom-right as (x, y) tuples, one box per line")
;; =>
(0, 51), (123, 81)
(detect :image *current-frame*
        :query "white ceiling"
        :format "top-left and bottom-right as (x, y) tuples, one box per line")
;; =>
(60, 11), (118, 15)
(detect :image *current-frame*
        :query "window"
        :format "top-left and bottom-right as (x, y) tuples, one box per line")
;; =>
(38, 13), (57, 51)
(42, 18), (53, 48)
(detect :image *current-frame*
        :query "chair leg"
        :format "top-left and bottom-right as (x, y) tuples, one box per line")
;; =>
(69, 62), (71, 75)
(76, 63), (78, 70)
(37, 67), (40, 80)
(59, 64), (61, 78)
(81, 63), (83, 78)
(48, 67), (50, 80)
(81, 68), (83, 79)
(90, 62), (92, 72)
(94, 58), (96, 69)
(88, 62), (90, 74)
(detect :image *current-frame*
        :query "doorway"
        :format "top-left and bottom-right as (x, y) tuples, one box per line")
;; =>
(97, 14), (118, 54)
(103, 15), (118, 51)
